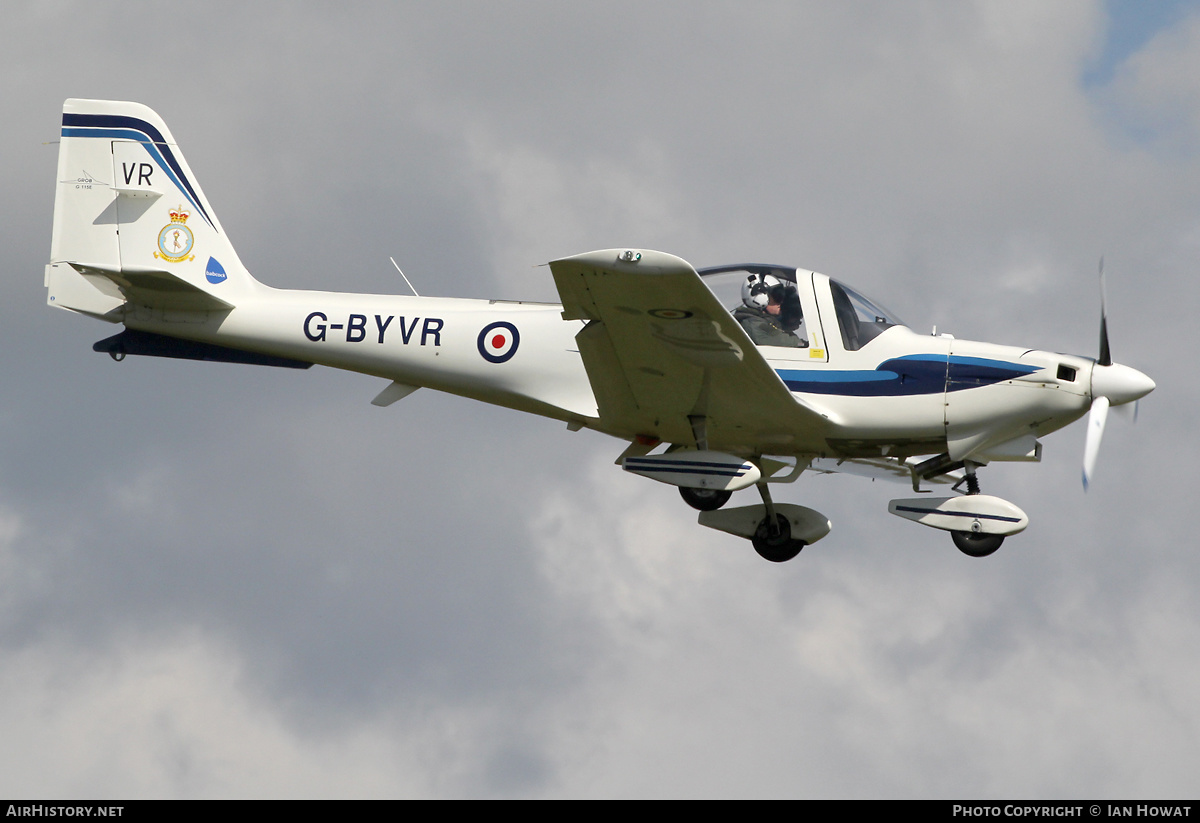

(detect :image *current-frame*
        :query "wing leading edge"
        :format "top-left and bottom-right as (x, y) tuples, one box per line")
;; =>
(550, 249), (834, 453)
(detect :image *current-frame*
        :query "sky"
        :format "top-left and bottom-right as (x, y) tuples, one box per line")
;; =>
(1, 0), (1198, 799)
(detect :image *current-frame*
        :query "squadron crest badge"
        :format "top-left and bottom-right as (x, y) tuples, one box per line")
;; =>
(154, 205), (196, 263)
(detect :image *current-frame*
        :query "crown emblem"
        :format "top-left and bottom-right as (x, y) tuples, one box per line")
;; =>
(155, 204), (196, 263)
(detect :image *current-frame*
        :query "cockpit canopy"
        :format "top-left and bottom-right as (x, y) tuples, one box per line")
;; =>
(827, 278), (904, 351)
(698, 264), (906, 352)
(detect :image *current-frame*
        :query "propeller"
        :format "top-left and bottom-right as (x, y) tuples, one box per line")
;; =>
(1082, 395), (1108, 492)
(1082, 257), (1155, 490)
(1113, 398), (1139, 423)
(1098, 256), (1111, 368)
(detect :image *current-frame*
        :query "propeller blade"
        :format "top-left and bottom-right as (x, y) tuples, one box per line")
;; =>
(1082, 395), (1110, 491)
(1098, 256), (1112, 367)
(1113, 398), (1139, 423)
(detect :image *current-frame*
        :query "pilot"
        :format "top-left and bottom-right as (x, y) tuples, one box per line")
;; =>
(734, 273), (806, 348)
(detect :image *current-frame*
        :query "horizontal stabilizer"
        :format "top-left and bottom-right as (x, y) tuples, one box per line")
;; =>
(94, 329), (312, 369)
(71, 263), (233, 312)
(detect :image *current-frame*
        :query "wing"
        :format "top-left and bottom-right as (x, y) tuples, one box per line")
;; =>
(550, 249), (834, 452)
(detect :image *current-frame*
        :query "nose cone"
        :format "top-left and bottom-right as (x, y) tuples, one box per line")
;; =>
(1091, 362), (1156, 405)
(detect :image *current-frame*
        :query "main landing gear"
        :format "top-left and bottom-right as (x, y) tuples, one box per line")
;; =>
(679, 486), (732, 512)
(688, 481), (831, 563)
(751, 512), (805, 563)
(750, 483), (806, 562)
(681, 482), (806, 561)
(679, 483), (806, 561)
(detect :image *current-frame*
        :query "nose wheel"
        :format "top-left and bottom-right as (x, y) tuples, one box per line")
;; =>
(951, 530), (1004, 557)
(951, 461), (1004, 557)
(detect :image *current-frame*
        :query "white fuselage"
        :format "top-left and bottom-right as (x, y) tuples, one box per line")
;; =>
(123, 281), (1097, 463)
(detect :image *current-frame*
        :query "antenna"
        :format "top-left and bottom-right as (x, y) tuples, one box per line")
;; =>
(390, 257), (420, 297)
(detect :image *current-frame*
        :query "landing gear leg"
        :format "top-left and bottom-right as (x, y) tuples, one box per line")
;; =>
(963, 460), (981, 496)
(751, 483), (805, 562)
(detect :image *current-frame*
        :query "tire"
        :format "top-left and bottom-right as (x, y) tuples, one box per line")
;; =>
(752, 514), (805, 562)
(679, 486), (732, 512)
(951, 530), (1004, 557)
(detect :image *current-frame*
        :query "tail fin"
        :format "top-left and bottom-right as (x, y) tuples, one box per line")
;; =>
(47, 99), (256, 320)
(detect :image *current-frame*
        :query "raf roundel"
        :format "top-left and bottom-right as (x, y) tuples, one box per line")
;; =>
(477, 321), (520, 363)
(648, 308), (693, 320)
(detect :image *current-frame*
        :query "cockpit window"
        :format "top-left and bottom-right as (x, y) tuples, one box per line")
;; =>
(828, 279), (904, 351)
(698, 265), (807, 348)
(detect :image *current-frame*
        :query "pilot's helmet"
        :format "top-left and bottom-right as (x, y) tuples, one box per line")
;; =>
(742, 272), (788, 309)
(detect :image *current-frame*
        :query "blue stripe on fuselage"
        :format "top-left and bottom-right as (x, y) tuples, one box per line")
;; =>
(946, 355), (1040, 388)
(776, 355), (1041, 397)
